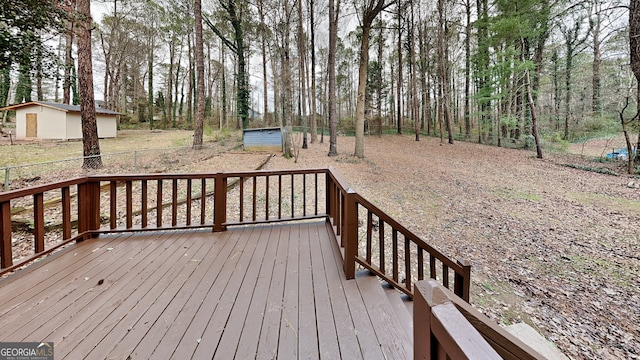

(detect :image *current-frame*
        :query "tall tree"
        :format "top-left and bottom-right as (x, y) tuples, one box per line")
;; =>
(629, 0), (640, 167)
(204, 0), (250, 129)
(354, 0), (396, 158)
(560, 6), (591, 140)
(77, 0), (102, 168)
(194, 0), (205, 147)
(327, 0), (340, 156)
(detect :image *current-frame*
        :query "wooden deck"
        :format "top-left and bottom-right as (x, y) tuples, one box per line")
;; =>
(0, 220), (412, 359)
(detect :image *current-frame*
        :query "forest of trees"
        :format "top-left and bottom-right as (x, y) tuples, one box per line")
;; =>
(1, 0), (639, 170)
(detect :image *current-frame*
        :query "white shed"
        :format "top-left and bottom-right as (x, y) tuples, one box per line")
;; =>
(1, 101), (119, 140)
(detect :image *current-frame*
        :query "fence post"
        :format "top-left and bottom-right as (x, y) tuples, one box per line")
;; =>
(4, 167), (9, 192)
(454, 259), (472, 302)
(213, 174), (227, 232)
(342, 189), (358, 280)
(0, 201), (12, 268)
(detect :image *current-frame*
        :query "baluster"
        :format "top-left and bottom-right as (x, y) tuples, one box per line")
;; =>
(405, 236), (412, 292)
(141, 180), (148, 228)
(366, 211), (373, 263)
(303, 174), (307, 217)
(291, 174), (295, 218)
(265, 176), (270, 221)
(379, 219), (385, 274)
(126, 181), (133, 229)
(110, 181), (117, 229)
(430, 254), (437, 279)
(442, 263), (450, 289)
(34, 193), (44, 253)
(418, 248), (424, 281)
(392, 229), (399, 282)
(186, 179), (192, 226)
(278, 175), (282, 219)
(62, 186), (71, 239)
(171, 179), (178, 227)
(200, 178), (206, 225)
(314, 173), (318, 215)
(239, 177), (244, 221)
(252, 176), (257, 221)
(156, 179), (163, 228)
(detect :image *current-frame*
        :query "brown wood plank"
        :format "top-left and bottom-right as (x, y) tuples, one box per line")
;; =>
(232, 225), (283, 359)
(0, 201), (11, 268)
(318, 223), (365, 359)
(277, 223), (300, 359)
(255, 223), (291, 359)
(193, 225), (269, 358)
(83, 231), (212, 359)
(309, 223), (342, 359)
(32, 231), (193, 357)
(162, 226), (255, 357)
(355, 272), (412, 359)
(297, 222), (320, 359)
(127, 228), (243, 359)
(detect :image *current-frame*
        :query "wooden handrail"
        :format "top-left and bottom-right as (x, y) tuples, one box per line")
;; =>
(414, 279), (502, 359)
(1, 167), (472, 308)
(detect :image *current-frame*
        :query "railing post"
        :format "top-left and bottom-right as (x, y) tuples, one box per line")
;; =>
(214, 174), (227, 232)
(78, 179), (101, 238)
(342, 189), (358, 279)
(454, 259), (472, 302)
(0, 201), (12, 268)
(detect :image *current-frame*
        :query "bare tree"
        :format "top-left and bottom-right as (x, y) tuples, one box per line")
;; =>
(77, 0), (102, 168)
(354, 0), (396, 158)
(327, 0), (340, 156)
(194, 0), (205, 147)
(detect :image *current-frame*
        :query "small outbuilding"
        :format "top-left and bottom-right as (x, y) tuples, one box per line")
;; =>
(243, 127), (283, 152)
(1, 101), (119, 140)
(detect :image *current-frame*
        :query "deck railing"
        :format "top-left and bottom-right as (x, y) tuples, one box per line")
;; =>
(0, 167), (471, 303)
(326, 169), (471, 302)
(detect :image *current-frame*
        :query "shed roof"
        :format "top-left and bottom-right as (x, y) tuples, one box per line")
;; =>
(0, 101), (121, 116)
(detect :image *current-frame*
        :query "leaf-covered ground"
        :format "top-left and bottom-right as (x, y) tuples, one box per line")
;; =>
(264, 134), (639, 360)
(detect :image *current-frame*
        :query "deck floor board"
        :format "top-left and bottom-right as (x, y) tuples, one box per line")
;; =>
(0, 220), (412, 359)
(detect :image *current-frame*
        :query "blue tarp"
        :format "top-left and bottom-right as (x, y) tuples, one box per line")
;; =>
(606, 147), (637, 160)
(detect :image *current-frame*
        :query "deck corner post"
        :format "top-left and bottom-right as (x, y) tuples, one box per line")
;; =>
(454, 259), (472, 302)
(214, 174), (227, 232)
(0, 201), (13, 269)
(342, 188), (358, 279)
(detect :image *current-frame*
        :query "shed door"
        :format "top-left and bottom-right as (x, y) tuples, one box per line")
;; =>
(26, 113), (37, 137)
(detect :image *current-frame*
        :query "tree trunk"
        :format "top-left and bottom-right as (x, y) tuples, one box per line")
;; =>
(193, 0), (205, 147)
(354, 24), (371, 158)
(396, 5), (403, 135)
(309, 0), (318, 143)
(463, 0), (471, 139)
(327, 0), (339, 156)
(63, 16), (74, 105)
(77, 0), (102, 169)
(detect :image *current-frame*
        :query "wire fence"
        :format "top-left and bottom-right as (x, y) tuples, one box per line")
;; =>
(2, 144), (235, 192)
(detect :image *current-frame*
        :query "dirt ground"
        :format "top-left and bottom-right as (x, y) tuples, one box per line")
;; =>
(3, 130), (639, 359)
